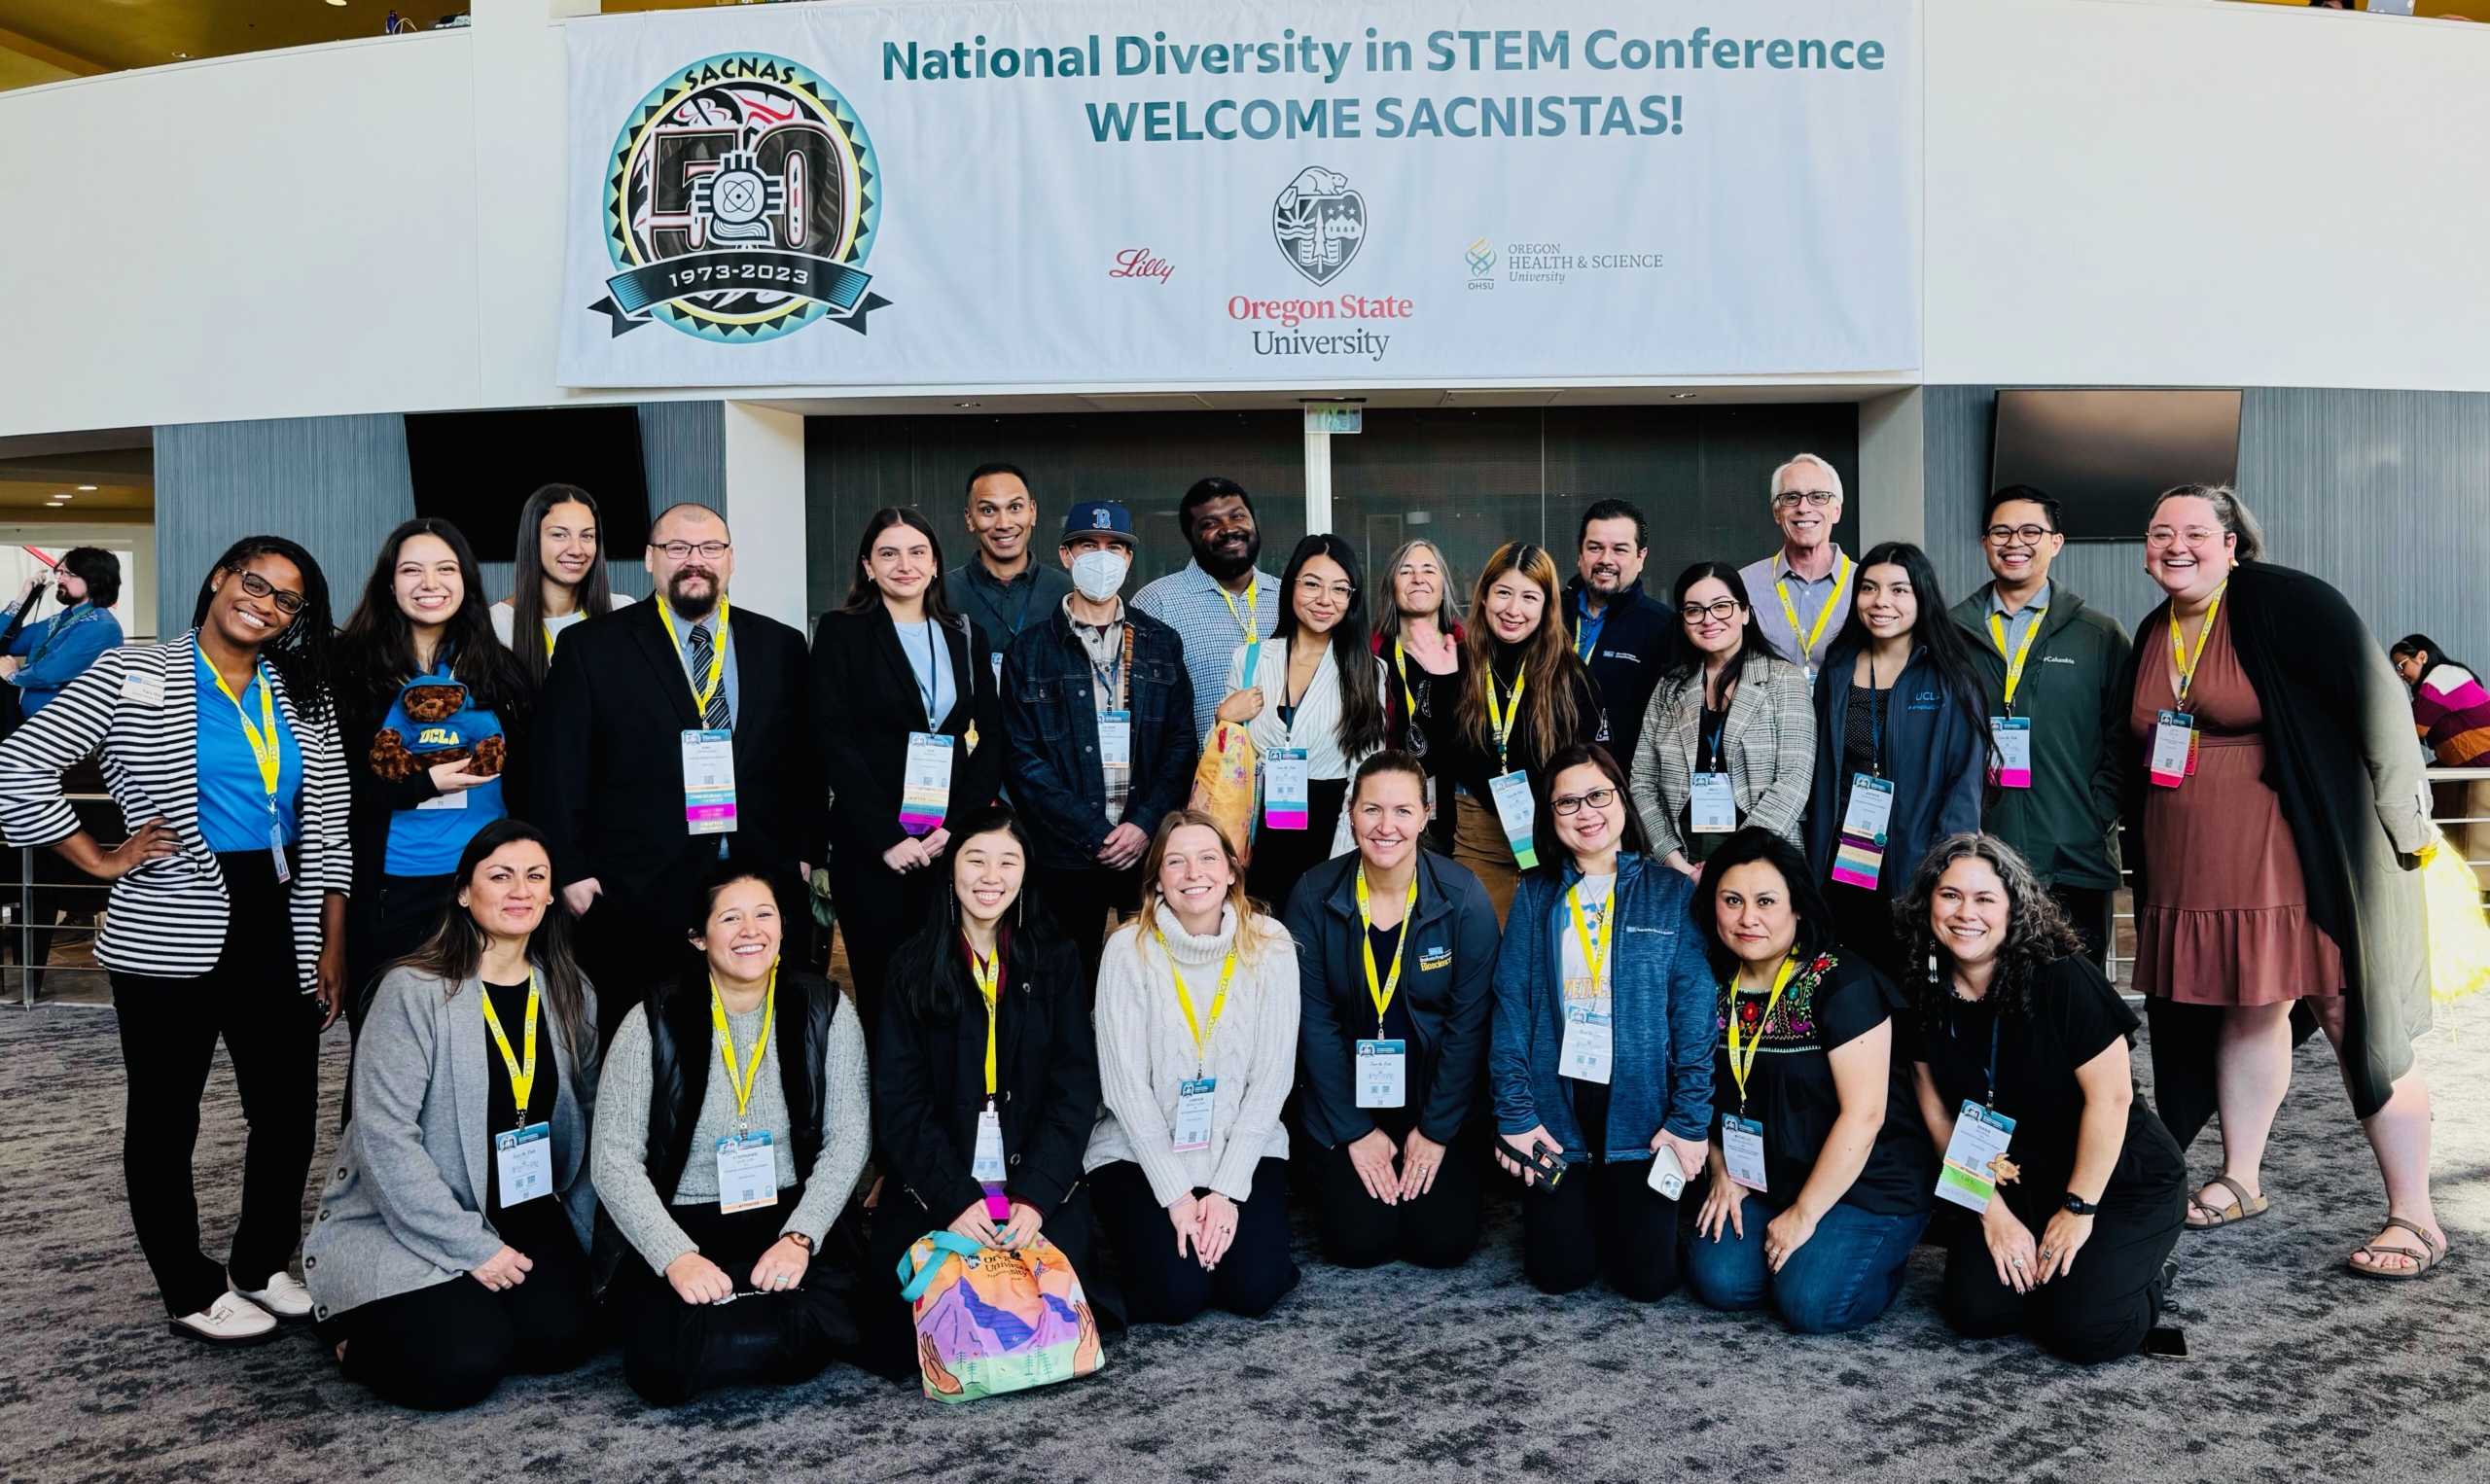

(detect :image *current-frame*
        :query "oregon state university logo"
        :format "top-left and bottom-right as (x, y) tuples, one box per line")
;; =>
(590, 53), (888, 341)
(1273, 167), (1365, 286)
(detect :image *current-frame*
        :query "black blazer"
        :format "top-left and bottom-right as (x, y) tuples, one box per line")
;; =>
(872, 928), (1100, 1222)
(808, 607), (1006, 859)
(1281, 848), (1502, 1148)
(529, 598), (822, 916)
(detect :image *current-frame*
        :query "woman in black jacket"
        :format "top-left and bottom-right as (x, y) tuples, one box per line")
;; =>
(862, 805), (1108, 1383)
(810, 508), (1007, 1037)
(1281, 751), (1501, 1270)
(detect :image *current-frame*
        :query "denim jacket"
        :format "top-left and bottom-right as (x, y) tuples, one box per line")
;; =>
(1001, 605), (1198, 870)
(1489, 851), (1717, 1160)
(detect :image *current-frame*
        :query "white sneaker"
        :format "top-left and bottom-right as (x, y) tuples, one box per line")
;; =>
(170, 1292), (279, 1347)
(232, 1271), (314, 1321)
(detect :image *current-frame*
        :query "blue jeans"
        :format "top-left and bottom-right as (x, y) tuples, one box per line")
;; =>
(1684, 1193), (1929, 1334)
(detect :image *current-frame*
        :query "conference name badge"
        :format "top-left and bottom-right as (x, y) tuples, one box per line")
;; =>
(1690, 771), (1737, 833)
(1723, 1114), (1769, 1193)
(1098, 709), (1133, 768)
(493, 1122), (553, 1208)
(1937, 1102), (2018, 1212)
(1263, 748), (1310, 830)
(1989, 718), (2034, 790)
(681, 728), (739, 835)
(1172, 1077), (1217, 1152)
(715, 1130), (778, 1213)
(1830, 774), (1896, 889)
(1488, 770), (1539, 869)
(900, 730), (954, 834)
(1356, 1038), (1406, 1109)
(2149, 710), (2196, 789)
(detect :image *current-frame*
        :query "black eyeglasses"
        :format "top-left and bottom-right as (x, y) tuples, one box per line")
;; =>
(1680, 598), (1742, 622)
(1984, 524), (2056, 547)
(1772, 490), (1837, 510)
(1550, 786), (1618, 816)
(231, 570), (305, 615)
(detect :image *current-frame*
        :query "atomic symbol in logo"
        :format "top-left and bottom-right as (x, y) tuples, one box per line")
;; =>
(1273, 167), (1366, 286)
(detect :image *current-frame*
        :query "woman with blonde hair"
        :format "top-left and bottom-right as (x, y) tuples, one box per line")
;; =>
(1085, 809), (1301, 1325)
(1440, 542), (1607, 923)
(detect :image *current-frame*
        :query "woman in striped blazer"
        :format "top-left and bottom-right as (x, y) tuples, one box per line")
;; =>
(0, 536), (352, 1347)
(1627, 563), (1816, 883)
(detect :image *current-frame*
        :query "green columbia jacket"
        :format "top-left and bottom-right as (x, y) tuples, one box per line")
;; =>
(1948, 583), (2131, 890)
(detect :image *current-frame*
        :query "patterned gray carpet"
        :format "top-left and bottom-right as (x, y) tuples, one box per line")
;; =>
(3, 995), (2484, 1483)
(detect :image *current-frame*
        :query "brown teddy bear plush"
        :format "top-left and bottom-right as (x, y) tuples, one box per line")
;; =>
(368, 684), (507, 782)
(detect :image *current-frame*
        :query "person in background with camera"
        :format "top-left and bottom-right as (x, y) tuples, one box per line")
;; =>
(1489, 744), (1712, 1301)
(1, 548), (124, 722)
(490, 483), (633, 689)
(302, 820), (600, 1411)
(1629, 562), (1813, 884)
(0, 536), (350, 1345)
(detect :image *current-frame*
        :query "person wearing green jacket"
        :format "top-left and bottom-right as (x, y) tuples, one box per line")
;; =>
(1948, 487), (2131, 962)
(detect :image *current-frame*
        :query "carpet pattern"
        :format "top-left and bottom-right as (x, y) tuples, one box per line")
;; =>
(2, 996), (2485, 1483)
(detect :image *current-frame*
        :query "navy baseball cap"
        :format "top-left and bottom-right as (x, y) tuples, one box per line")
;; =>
(1060, 500), (1137, 548)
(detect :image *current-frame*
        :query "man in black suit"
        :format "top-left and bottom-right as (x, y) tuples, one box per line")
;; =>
(532, 502), (822, 1043)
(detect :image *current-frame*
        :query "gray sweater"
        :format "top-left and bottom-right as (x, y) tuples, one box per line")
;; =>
(591, 997), (871, 1274)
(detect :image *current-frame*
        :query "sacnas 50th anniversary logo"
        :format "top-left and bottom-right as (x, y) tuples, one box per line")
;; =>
(590, 53), (890, 342)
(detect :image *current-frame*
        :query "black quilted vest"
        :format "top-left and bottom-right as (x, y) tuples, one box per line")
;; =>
(642, 969), (838, 1199)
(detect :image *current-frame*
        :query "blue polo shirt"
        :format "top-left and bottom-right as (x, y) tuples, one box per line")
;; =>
(195, 652), (302, 854)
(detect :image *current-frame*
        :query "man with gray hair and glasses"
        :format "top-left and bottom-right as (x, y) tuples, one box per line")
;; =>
(1739, 453), (1854, 684)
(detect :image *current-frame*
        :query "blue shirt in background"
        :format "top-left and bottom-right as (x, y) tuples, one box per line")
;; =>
(10, 602), (123, 715)
(194, 650), (303, 853)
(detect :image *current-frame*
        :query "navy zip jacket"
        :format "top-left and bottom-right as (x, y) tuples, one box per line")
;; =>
(1284, 848), (1503, 1148)
(1490, 851), (1716, 1160)
(1563, 576), (1676, 768)
(1000, 604), (1197, 870)
(1803, 645), (1986, 894)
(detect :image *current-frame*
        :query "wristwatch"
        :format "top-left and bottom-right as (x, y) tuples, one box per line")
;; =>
(2062, 1193), (2098, 1216)
(784, 1231), (814, 1251)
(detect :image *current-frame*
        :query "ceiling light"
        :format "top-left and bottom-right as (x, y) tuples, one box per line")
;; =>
(76, 484), (95, 491)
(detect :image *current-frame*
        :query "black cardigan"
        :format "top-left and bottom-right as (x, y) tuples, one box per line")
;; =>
(808, 606), (1007, 859)
(871, 928), (1100, 1222)
(2107, 561), (2431, 1131)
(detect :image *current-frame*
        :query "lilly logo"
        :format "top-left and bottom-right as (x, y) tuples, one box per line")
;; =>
(1466, 237), (1496, 277)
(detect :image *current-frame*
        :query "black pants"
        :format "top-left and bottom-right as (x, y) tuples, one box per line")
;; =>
(1041, 864), (1143, 1002)
(2049, 884), (2113, 970)
(618, 1191), (858, 1405)
(1940, 1184), (2184, 1364)
(327, 1200), (595, 1410)
(856, 1184), (1108, 1383)
(1090, 1157), (1298, 1325)
(1517, 1080), (1683, 1301)
(108, 851), (318, 1319)
(1305, 1118), (1485, 1271)
(830, 854), (941, 1046)
(1244, 778), (1349, 917)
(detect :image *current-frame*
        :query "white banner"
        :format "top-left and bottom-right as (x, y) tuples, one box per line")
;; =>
(558, 0), (1920, 390)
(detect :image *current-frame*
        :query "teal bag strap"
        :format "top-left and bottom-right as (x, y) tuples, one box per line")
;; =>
(895, 1229), (985, 1302)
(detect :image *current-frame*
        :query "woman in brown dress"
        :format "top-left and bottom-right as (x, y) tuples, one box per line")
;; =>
(2115, 485), (2444, 1278)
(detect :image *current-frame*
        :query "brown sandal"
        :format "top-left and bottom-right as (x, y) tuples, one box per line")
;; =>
(2346, 1217), (2446, 1281)
(2184, 1174), (2269, 1229)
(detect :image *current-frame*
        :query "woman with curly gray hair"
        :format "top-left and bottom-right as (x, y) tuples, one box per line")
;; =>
(1897, 832), (2187, 1364)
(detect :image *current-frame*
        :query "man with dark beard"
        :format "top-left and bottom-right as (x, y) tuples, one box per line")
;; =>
(1133, 477), (1280, 742)
(532, 502), (822, 1043)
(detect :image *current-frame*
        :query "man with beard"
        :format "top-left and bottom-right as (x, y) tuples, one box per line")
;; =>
(1739, 453), (1856, 685)
(1562, 499), (1671, 767)
(1134, 477), (1279, 742)
(532, 502), (822, 1043)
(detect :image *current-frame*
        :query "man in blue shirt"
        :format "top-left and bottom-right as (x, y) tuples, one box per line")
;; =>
(2, 548), (124, 719)
(1133, 477), (1278, 741)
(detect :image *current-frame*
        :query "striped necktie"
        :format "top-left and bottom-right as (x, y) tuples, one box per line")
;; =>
(687, 620), (731, 729)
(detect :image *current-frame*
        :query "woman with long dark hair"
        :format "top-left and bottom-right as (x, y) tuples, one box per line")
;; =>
(1899, 832), (2187, 1362)
(1441, 542), (1606, 925)
(0, 535), (348, 1344)
(302, 819), (600, 1409)
(859, 805), (1108, 1381)
(1371, 538), (1463, 850)
(491, 483), (632, 687)
(1629, 562), (1815, 882)
(1802, 541), (1987, 977)
(1211, 532), (1389, 912)
(336, 518), (533, 1038)
(809, 506), (1006, 1036)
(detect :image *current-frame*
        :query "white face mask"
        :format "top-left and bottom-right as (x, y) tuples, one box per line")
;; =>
(1070, 548), (1131, 603)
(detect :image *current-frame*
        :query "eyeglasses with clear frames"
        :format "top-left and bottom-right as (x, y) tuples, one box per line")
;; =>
(1771, 490), (1837, 510)
(653, 540), (731, 561)
(1550, 786), (1618, 816)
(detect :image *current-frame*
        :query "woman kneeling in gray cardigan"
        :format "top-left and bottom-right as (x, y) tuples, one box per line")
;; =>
(303, 819), (601, 1411)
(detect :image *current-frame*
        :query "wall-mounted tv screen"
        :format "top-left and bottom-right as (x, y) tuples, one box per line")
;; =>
(404, 406), (650, 562)
(1990, 389), (2241, 541)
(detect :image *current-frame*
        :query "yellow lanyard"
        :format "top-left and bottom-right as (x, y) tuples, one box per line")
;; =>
(1219, 577), (1260, 643)
(657, 598), (731, 718)
(2168, 582), (2226, 707)
(1725, 954), (1801, 1112)
(970, 944), (1001, 1098)
(207, 659), (283, 798)
(1355, 866), (1418, 1035)
(1566, 880), (1611, 998)
(1484, 666), (1528, 771)
(479, 972), (542, 1126)
(1986, 603), (2049, 712)
(1775, 553), (1852, 668)
(709, 964), (776, 1124)
(1159, 929), (1237, 1077)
